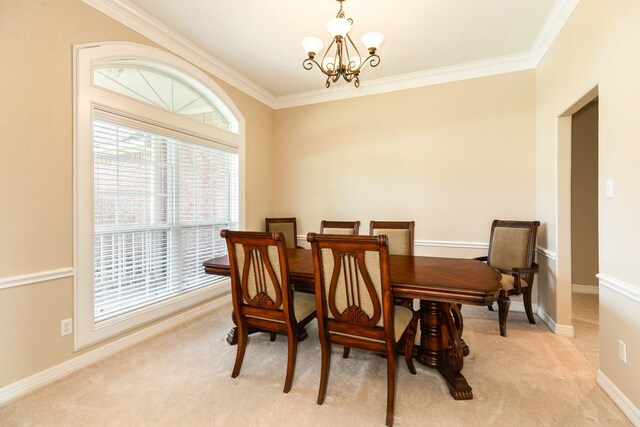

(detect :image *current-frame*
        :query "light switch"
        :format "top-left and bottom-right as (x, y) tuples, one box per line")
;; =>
(606, 179), (614, 198)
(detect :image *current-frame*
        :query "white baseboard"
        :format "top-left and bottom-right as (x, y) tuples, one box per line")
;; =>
(537, 305), (574, 337)
(597, 370), (640, 426)
(501, 301), (537, 314)
(572, 284), (599, 295)
(0, 293), (231, 406)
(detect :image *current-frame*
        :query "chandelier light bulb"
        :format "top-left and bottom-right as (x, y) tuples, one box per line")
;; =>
(326, 17), (351, 38)
(361, 31), (385, 51)
(301, 36), (324, 57)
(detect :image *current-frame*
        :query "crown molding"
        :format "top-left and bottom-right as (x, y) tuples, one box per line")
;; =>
(82, 0), (276, 108)
(273, 52), (535, 109)
(84, 0), (578, 110)
(529, 0), (581, 67)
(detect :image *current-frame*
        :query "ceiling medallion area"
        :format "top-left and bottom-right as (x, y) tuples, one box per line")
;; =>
(302, 0), (384, 88)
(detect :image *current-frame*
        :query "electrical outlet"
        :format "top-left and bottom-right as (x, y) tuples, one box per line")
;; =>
(61, 318), (73, 336)
(618, 340), (627, 364)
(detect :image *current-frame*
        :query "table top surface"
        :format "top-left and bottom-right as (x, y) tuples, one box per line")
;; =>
(204, 248), (500, 305)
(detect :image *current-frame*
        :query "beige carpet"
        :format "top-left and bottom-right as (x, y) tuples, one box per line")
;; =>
(0, 304), (631, 426)
(571, 293), (600, 370)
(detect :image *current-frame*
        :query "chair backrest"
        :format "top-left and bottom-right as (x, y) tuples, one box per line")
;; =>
(369, 220), (415, 256)
(487, 220), (540, 275)
(319, 220), (361, 235)
(221, 230), (294, 324)
(307, 233), (394, 346)
(265, 217), (298, 250)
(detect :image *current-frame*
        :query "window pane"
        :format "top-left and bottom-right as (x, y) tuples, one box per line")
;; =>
(94, 65), (233, 132)
(93, 119), (238, 321)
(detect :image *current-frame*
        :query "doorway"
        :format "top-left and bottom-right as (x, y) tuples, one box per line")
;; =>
(570, 99), (599, 369)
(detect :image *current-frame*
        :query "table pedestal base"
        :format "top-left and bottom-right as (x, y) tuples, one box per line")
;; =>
(416, 300), (473, 400)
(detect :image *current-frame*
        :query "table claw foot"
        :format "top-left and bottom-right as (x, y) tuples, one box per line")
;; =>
(226, 326), (239, 345)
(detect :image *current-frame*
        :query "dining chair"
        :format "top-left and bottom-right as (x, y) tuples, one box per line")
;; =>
(369, 220), (419, 350)
(319, 220), (360, 235)
(475, 220), (540, 337)
(220, 230), (317, 393)
(369, 221), (415, 256)
(307, 233), (417, 426)
(265, 217), (302, 249)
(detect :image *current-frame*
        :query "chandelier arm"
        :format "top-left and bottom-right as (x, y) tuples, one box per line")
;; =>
(336, 0), (345, 18)
(362, 54), (381, 68)
(344, 33), (363, 72)
(303, 58), (332, 76)
(320, 37), (338, 74)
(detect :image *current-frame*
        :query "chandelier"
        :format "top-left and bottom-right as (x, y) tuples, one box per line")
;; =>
(302, 0), (384, 88)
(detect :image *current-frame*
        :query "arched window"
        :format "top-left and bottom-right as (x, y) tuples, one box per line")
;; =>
(74, 43), (244, 348)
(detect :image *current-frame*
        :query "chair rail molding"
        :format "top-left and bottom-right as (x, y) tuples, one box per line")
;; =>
(536, 247), (557, 260)
(0, 268), (74, 290)
(597, 273), (640, 303)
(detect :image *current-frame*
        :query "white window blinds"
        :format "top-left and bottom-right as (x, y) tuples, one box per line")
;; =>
(93, 118), (238, 321)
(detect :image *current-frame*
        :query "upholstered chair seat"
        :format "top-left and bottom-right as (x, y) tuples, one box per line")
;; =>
(307, 233), (418, 427)
(499, 274), (529, 292)
(221, 230), (317, 393)
(476, 220), (540, 337)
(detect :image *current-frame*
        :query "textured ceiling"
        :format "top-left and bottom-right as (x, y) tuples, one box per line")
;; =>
(125, 0), (558, 98)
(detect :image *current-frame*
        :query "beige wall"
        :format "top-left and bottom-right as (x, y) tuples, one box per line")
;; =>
(571, 100), (599, 287)
(274, 71), (537, 250)
(536, 0), (640, 409)
(0, 0), (274, 387)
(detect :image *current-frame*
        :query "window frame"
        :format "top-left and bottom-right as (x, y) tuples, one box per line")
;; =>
(73, 42), (245, 349)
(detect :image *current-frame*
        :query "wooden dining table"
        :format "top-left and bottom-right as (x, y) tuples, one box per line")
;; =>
(203, 248), (501, 400)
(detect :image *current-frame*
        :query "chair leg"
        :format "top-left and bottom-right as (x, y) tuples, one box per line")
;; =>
(317, 338), (331, 405)
(487, 303), (495, 312)
(283, 330), (298, 393)
(231, 322), (248, 378)
(497, 293), (511, 337)
(270, 332), (277, 342)
(404, 314), (418, 375)
(385, 350), (397, 426)
(523, 287), (536, 324)
(343, 347), (350, 358)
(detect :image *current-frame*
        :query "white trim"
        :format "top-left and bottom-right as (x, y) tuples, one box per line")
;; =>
(0, 268), (74, 290)
(536, 247), (557, 260)
(572, 284), (599, 295)
(83, 0), (578, 109)
(529, 0), (580, 67)
(597, 370), (640, 426)
(505, 301), (539, 315)
(297, 236), (488, 250)
(536, 305), (574, 337)
(274, 53), (535, 109)
(81, 0), (274, 107)
(74, 42), (244, 349)
(414, 239), (488, 250)
(597, 274), (640, 303)
(0, 293), (231, 406)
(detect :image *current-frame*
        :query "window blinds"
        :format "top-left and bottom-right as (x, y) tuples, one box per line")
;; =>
(92, 118), (238, 322)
